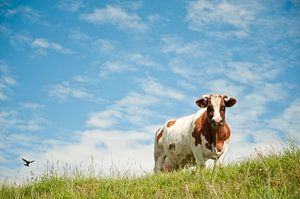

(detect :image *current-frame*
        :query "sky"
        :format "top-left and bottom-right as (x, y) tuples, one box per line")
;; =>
(0, 0), (300, 182)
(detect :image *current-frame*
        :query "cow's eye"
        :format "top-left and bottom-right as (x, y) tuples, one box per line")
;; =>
(221, 106), (225, 112)
(207, 105), (213, 112)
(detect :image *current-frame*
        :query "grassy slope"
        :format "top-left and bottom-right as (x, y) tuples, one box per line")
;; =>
(1, 147), (300, 199)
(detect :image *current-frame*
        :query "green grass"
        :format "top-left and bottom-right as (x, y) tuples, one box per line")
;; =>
(1, 145), (300, 198)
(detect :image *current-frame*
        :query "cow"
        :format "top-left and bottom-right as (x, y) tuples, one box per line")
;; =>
(154, 94), (236, 172)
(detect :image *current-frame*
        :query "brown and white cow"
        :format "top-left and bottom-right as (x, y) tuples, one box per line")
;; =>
(154, 94), (236, 172)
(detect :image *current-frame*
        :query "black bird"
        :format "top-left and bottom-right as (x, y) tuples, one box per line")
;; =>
(22, 158), (34, 167)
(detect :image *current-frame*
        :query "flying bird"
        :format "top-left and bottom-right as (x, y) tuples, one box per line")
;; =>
(22, 158), (34, 167)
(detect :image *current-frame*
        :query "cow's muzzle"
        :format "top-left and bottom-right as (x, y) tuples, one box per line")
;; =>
(211, 118), (224, 128)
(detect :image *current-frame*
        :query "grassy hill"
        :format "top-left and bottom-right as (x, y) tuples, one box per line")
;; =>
(1, 145), (300, 198)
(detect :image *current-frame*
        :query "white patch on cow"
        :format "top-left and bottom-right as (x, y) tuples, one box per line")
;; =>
(200, 134), (218, 160)
(210, 94), (222, 122)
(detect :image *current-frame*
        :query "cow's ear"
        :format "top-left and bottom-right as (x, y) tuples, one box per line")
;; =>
(195, 98), (207, 108)
(224, 97), (237, 107)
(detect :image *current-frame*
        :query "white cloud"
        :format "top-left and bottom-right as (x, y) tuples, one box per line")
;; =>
(56, 0), (83, 12)
(114, 92), (161, 125)
(100, 53), (161, 77)
(48, 81), (95, 101)
(269, 100), (300, 142)
(86, 91), (160, 130)
(208, 30), (248, 39)
(0, 61), (16, 100)
(21, 102), (45, 110)
(9, 33), (73, 55)
(225, 62), (280, 85)
(80, 5), (147, 31)
(101, 61), (136, 77)
(205, 79), (245, 99)
(28, 129), (154, 178)
(186, 0), (257, 34)
(177, 80), (197, 91)
(116, 91), (159, 108)
(0, 110), (47, 131)
(85, 78), (184, 131)
(92, 39), (114, 52)
(68, 31), (91, 43)
(31, 38), (73, 54)
(162, 36), (203, 55)
(86, 110), (122, 129)
(126, 1), (143, 10)
(32, 38), (49, 48)
(72, 75), (98, 84)
(5, 6), (40, 22)
(168, 58), (199, 79)
(140, 78), (188, 101)
(227, 128), (284, 163)
(0, 24), (11, 36)
(9, 32), (32, 48)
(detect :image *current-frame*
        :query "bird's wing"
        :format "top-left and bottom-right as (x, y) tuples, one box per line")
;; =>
(29, 160), (35, 163)
(21, 158), (28, 163)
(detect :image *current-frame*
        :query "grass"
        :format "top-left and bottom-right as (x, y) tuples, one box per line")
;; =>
(1, 145), (300, 198)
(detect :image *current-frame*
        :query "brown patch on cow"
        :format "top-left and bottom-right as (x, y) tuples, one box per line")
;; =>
(192, 114), (203, 147)
(192, 111), (210, 147)
(156, 129), (163, 144)
(167, 120), (176, 128)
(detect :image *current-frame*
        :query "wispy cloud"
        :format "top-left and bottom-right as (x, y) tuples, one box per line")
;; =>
(86, 110), (123, 129)
(20, 102), (45, 110)
(86, 92), (159, 130)
(31, 38), (73, 54)
(80, 5), (147, 31)
(0, 110), (47, 131)
(186, 0), (258, 36)
(9, 33), (73, 55)
(205, 61), (282, 87)
(269, 100), (300, 143)
(101, 61), (136, 77)
(100, 53), (160, 77)
(68, 31), (91, 43)
(56, 0), (84, 12)
(0, 61), (16, 101)
(168, 58), (199, 79)
(0, 24), (11, 36)
(140, 77), (188, 101)
(48, 81), (95, 101)
(92, 39), (114, 52)
(5, 6), (41, 22)
(9, 32), (32, 48)
(162, 36), (203, 55)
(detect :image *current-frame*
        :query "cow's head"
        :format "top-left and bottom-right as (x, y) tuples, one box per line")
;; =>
(195, 94), (236, 129)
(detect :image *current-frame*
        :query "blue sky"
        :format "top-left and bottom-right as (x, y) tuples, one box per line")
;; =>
(1, 0), (300, 181)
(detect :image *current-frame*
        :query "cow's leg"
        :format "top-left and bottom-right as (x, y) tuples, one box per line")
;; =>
(212, 143), (229, 172)
(191, 147), (206, 168)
